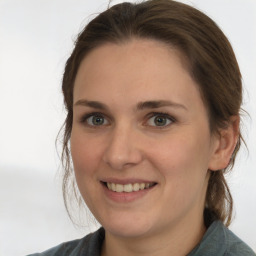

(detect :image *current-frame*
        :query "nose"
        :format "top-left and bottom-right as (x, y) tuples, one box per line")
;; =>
(102, 124), (143, 170)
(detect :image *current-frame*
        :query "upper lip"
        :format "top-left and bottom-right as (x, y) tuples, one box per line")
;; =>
(100, 178), (157, 185)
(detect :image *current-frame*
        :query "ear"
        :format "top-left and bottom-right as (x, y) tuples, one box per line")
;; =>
(208, 116), (240, 171)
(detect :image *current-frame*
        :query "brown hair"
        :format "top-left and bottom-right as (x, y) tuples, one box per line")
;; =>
(60, 0), (243, 227)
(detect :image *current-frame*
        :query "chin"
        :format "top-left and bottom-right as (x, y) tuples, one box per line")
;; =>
(100, 214), (154, 238)
(107, 224), (152, 238)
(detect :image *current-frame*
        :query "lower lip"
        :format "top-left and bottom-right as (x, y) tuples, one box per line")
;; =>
(101, 183), (156, 203)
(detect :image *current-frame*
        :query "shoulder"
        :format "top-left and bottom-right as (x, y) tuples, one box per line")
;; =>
(189, 221), (255, 256)
(223, 224), (255, 256)
(26, 228), (105, 256)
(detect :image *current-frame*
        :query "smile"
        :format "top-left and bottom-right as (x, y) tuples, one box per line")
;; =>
(106, 182), (155, 193)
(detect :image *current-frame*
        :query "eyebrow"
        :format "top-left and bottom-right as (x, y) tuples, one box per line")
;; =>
(136, 100), (188, 111)
(74, 99), (187, 111)
(74, 100), (109, 110)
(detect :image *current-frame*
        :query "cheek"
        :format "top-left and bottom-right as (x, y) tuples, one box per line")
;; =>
(154, 135), (210, 172)
(152, 136), (211, 214)
(150, 132), (211, 193)
(70, 132), (102, 178)
(70, 132), (104, 208)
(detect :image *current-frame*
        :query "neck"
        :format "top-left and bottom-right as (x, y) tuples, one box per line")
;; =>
(101, 216), (206, 256)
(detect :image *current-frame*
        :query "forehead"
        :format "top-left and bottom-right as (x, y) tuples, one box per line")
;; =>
(73, 39), (203, 111)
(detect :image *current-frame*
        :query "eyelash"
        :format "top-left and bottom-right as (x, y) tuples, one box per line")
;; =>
(145, 112), (176, 128)
(80, 112), (109, 127)
(79, 111), (176, 128)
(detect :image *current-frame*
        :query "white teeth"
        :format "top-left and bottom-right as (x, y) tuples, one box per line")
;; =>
(115, 184), (123, 192)
(124, 184), (133, 192)
(133, 183), (140, 191)
(111, 183), (116, 192)
(106, 182), (155, 193)
(140, 183), (145, 190)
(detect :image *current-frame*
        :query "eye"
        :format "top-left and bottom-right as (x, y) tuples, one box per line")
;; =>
(147, 113), (174, 127)
(82, 113), (109, 126)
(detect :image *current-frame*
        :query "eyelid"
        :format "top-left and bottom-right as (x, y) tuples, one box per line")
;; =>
(78, 111), (175, 128)
(146, 111), (175, 120)
(145, 112), (176, 127)
(79, 112), (111, 125)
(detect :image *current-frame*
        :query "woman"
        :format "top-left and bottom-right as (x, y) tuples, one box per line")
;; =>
(29, 0), (255, 255)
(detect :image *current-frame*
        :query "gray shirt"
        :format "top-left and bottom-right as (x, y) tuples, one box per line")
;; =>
(28, 221), (255, 256)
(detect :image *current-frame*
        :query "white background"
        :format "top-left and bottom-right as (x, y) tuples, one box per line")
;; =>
(0, 0), (255, 255)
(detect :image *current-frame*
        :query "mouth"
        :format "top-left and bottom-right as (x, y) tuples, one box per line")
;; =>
(103, 182), (156, 193)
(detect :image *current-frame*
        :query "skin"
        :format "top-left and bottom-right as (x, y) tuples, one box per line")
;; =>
(71, 39), (238, 256)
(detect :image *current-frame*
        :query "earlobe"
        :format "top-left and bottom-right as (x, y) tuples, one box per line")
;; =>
(208, 116), (240, 171)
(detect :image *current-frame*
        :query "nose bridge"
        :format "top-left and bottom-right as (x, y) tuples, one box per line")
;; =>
(103, 121), (142, 170)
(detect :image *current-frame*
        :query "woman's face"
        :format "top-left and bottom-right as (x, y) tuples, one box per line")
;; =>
(71, 39), (219, 238)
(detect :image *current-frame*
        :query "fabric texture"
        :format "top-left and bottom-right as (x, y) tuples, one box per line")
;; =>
(27, 221), (255, 256)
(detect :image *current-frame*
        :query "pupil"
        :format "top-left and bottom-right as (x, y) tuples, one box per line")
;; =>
(155, 116), (166, 126)
(93, 116), (104, 125)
